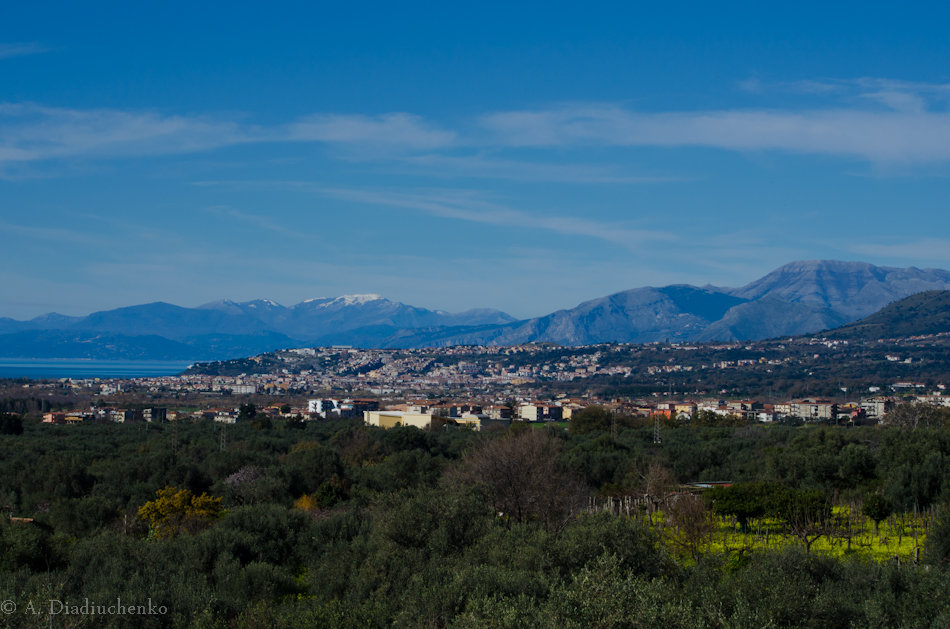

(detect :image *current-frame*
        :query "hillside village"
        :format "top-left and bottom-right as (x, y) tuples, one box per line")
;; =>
(17, 335), (950, 430)
(7, 311), (949, 432)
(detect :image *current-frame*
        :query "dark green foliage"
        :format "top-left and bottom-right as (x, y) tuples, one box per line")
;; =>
(2, 416), (950, 625)
(708, 482), (786, 531)
(836, 442), (877, 487)
(567, 405), (614, 434)
(355, 448), (442, 492)
(0, 519), (60, 573)
(765, 426), (881, 492)
(284, 414), (307, 430)
(49, 495), (117, 536)
(549, 512), (669, 578)
(691, 409), (747, 427)
(781, 488), (830, 523)
(561, 432), (640, 490)
(213, 503), (315, 566)
(381, 486), (492, 556)
(251, 414), (273, 430)
(284, 442), (344, 496)
(925, 501), (950, 567)
(315, 474), (349, 508)
(0, 397), (65, 414)
(380, 424), (433, 453)
(879, 429), (950, 510)
(708, 482), (831, 545)
(238, 403), (257, 421)
(0, 413), (23, 435)
(862, 493), (893, 531)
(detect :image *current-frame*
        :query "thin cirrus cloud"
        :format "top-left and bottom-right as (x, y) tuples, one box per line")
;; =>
(478, 102), (950, 163)
(746, 77), (950, 101)
(0, 103), (250, 165)
(284, 113), (455, 150)
(0, 218), (104, 246)
(397, 153), (681, 184)
(6, 78), (950, 172)
(203, 205), (311, 241)
(741, 77), (950, 115)
(0, 105), (453, 172)
(320, 186), (675, 248)
(849, 238), (950, 263)
(0, 42), (50, 60)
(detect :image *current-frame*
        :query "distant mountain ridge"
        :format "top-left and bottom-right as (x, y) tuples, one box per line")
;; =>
(825, 290), (950, 340)
(344, 260), (950, 348)
(1, 261), (949, 360)
(0, 295), (516, 360)
(730, 260), (950, 320)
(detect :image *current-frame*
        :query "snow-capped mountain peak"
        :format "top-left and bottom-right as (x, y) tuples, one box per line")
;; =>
(301, 294), (387, 307)
(334, 294), (385, 306)
(244, 299), (282, 309)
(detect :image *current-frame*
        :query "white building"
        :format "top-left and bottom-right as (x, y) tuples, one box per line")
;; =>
(364, 410), (432, 430)
(308, 399), (339, 415)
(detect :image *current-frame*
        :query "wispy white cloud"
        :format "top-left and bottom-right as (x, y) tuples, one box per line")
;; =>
(284, 113), (454, 150)
(0, 218), (104, 246)
(7, 78), (950, 177)
(741, 77), (950, 113)
(0, 42), (50, 60)
(397, 153), (683, 183)
(0, 103), (250, 166)
(75, 212), (188, 244)
(861, 90), (927, 114)
(848, 238), (950, 264)
(479, 102), (950, 162)
(320, 186), (675, 248)
(0, 105), (455, 175)
(203, 205), (309, 240)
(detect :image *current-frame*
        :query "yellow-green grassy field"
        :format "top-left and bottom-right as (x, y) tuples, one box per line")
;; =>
(649, 506), (931, 564)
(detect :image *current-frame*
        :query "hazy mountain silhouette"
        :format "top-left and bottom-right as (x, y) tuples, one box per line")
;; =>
(2, 261), (949, 358)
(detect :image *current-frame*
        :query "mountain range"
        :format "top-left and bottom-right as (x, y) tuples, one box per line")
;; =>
(1, 260), (949, 360)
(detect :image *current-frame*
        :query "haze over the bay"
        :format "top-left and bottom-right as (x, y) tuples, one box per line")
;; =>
(4, 3), (950, 320)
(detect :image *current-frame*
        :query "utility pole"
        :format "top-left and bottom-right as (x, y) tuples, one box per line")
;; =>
(654, 381), (671, 445)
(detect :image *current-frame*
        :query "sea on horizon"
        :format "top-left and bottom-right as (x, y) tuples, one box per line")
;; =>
(0, 358), (195, 380)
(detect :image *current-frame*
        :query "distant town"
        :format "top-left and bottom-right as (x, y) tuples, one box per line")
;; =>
(11, 332), (949, 430)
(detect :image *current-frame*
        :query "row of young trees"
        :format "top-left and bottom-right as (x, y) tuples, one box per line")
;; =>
(1, 413), (950, 626)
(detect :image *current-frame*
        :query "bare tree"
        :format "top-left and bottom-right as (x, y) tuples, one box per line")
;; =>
(455, 429), (585, 530)
(644, 463), (677, 497)
(830, 501), (863, 553)
(665, 493), (715, 560)
(882, 402), (950, 429)
(783, 489), (832, 553)
(643, 463), (677, 518)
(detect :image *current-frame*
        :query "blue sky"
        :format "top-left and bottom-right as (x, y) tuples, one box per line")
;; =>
(3, 1), (950, 320)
